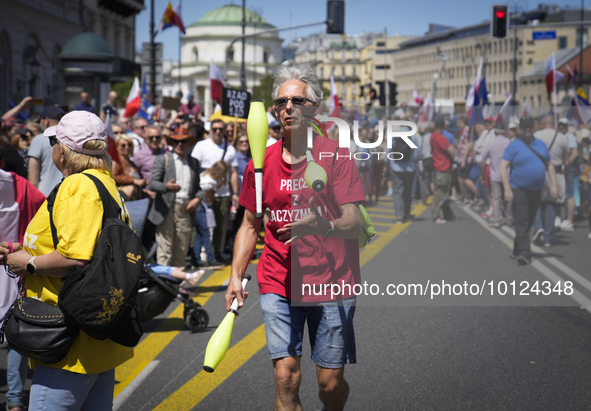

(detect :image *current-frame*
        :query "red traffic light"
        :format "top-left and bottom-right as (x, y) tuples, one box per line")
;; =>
(496, 10), (505, 19)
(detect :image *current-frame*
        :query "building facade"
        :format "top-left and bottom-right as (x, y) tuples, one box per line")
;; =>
(390, 6), (591, 108)
(171, 4), (283, 113)
(0, 0), (143, 113)
(293, 32), (384, 105)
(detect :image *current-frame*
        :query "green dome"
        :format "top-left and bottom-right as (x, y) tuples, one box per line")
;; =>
(61, 32), (114, 59)
(189, 4), (275, 29)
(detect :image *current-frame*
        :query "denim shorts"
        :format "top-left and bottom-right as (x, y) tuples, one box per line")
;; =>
(260, 293), (357, 369)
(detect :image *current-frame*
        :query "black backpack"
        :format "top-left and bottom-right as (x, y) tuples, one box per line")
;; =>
(47, 173), (143, 347)
(393, 136), (412, 160)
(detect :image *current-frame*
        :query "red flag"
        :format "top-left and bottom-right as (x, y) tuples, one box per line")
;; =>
(123, 77), (141, 118)
(104, 113), (120, 164)
(545, 52), (565, 94)
(210, 60), (223, 104)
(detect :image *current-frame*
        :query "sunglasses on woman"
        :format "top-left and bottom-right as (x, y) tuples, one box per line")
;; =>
(48, 136), (59, 147)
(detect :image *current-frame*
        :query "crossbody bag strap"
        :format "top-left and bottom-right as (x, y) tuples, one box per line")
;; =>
(46, 178), (66, 250)
(222, 141), (228, 161)
(518, 137), (547, 167)
(548, 129), (559, 152)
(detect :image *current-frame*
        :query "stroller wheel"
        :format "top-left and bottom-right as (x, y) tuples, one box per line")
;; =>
(185, 306), (209, 333)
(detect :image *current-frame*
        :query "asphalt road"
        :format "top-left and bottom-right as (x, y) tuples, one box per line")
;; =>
(2, 197), (591, 410)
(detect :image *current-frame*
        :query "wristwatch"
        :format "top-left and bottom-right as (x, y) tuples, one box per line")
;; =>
(26, 256), (38, 275)
(322, 221), (335, 238)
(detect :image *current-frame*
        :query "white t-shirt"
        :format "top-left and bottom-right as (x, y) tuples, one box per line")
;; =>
(474, 129), (495, 163)
(28, 133), (63, 197)
(191, 138), (238, 197)
(533, 128), (569, 167)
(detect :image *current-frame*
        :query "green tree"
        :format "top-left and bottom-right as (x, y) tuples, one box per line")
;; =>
(253, 73), (274, 108)
(111, 73), (139, 107)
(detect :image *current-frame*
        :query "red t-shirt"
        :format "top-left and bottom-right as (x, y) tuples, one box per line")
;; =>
(430, 132), (452, 172)
(240, 137), (366, 302)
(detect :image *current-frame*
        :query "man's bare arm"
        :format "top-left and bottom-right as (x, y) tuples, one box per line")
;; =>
(28, 157), (40, 187)
(224, 210), (262, 311)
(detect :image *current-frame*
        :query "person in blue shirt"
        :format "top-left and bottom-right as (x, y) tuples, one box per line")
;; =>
(72, 92), (94, 113)
(500, 116), (557, 265)
(387, 133), (419, 223)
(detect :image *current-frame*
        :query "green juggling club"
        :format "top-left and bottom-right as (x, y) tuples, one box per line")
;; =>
(304, 148), (328, 192)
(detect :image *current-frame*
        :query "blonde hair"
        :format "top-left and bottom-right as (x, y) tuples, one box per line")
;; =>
(60, 140), (112, 174)
(204, 160), (228, 181)
(116, 134), (134, 146)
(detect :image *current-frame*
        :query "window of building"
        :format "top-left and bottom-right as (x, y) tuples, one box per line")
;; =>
(193, 46), (198, 62)
(352, 67), (356, 76)
(320, 67), (324, 79)
(341, 82), (346, 96)
(263, 49), (269, 63)
(494, 42), (497, 54)
(331, 50), (335, 59)
(577, 28), (588, 47)
(538, 95), (542, 106)
(342, 66), (345, 77)
(377, 41), (385, 47)
(559, 37), (567, 49)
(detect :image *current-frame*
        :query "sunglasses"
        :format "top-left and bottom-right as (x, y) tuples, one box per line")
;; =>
(148, 135), (162, 141)
(273, 97), (315, 109)
(113, 131), (123, 135)
(272, 126), (282, 131)
(48, 136), (58, 147)
(212, 128), (224, 132)
(171, 138), (190, 145)
(135, 125), (146, 130)
(238, 140), (249, 144)
(119, 143), (131, 148)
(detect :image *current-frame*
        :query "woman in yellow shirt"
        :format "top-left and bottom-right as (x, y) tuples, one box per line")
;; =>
(5, 111), (133, 410)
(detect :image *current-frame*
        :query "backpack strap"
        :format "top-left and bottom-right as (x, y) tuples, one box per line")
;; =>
(518, 137), (547, 168)
(82, 173), (126, 223)
(47, 173), (128, 249)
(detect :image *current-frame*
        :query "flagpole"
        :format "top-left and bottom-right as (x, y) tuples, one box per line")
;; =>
(178, 0), (181, 98)
(553, 67), (557, 129)
(150, 0), (156, 102)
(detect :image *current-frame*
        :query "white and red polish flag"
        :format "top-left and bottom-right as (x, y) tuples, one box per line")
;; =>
(210, 60), (224, 104)
(329, 74), (342, 117)
(545, 52), (564, 94)
(123, 77), (141, 118)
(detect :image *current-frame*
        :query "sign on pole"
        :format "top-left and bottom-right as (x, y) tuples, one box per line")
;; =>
(221, 87), (251, 119)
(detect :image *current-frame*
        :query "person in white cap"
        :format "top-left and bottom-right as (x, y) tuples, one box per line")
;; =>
(557, 117), (579, 231)
(4, 111), (134, 410)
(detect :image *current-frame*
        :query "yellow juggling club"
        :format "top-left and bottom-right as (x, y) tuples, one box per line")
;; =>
(246, 100), (268, 219)
(203, 273), (252, 373)
(304, 148), (328, 192)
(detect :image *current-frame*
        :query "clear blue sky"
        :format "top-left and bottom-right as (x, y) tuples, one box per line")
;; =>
(136, 0), (582, 61)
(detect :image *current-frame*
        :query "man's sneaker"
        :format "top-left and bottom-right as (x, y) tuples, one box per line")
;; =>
(544, 243), (551, 248)
(554, 216), (562, 228)
(386, 188), (393, 196)
(587, 232), (591, 239)
(532, 228), (544, 245)
(435, 218), (447, 224)
(516, 255), (529, 265)
(560, 220), (575, 231)
(489, 221), (501, 228)
(395, 218), (404, 225)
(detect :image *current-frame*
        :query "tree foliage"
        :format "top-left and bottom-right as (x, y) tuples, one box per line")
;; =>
(253, 73), (274, 108)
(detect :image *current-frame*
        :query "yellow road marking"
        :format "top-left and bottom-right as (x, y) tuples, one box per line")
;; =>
(368, 213), (398, 220)
(152, 324), (267, 411)
(372, 221), (397, 228)
(361, 203), (428, 266)
(114, 266), (232, 397)
(151, 201), (430, 409)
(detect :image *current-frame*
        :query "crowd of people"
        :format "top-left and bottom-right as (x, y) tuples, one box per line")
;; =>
(1, 64), (591, 410)
(343, 106), (591, 264)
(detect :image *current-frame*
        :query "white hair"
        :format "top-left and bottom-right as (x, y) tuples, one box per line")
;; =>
(272, 61), (323, 104)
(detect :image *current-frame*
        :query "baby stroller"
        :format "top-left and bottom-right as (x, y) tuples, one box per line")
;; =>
(126, 199), (209, 333)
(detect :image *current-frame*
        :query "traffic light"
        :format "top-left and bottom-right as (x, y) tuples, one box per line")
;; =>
(389, 82), (398, 107)
(491, 4), (509, 38)
(327, 1), (345, 34)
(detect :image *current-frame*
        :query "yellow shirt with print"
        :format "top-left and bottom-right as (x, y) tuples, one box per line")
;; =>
(23, 168), (134, 374)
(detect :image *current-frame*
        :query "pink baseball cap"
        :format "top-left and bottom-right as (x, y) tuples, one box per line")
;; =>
(43, 111), (107, 155)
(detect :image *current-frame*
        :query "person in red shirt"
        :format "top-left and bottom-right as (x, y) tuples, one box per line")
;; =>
(225, 62), (365, 411)
(430, 116), (456, 223)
